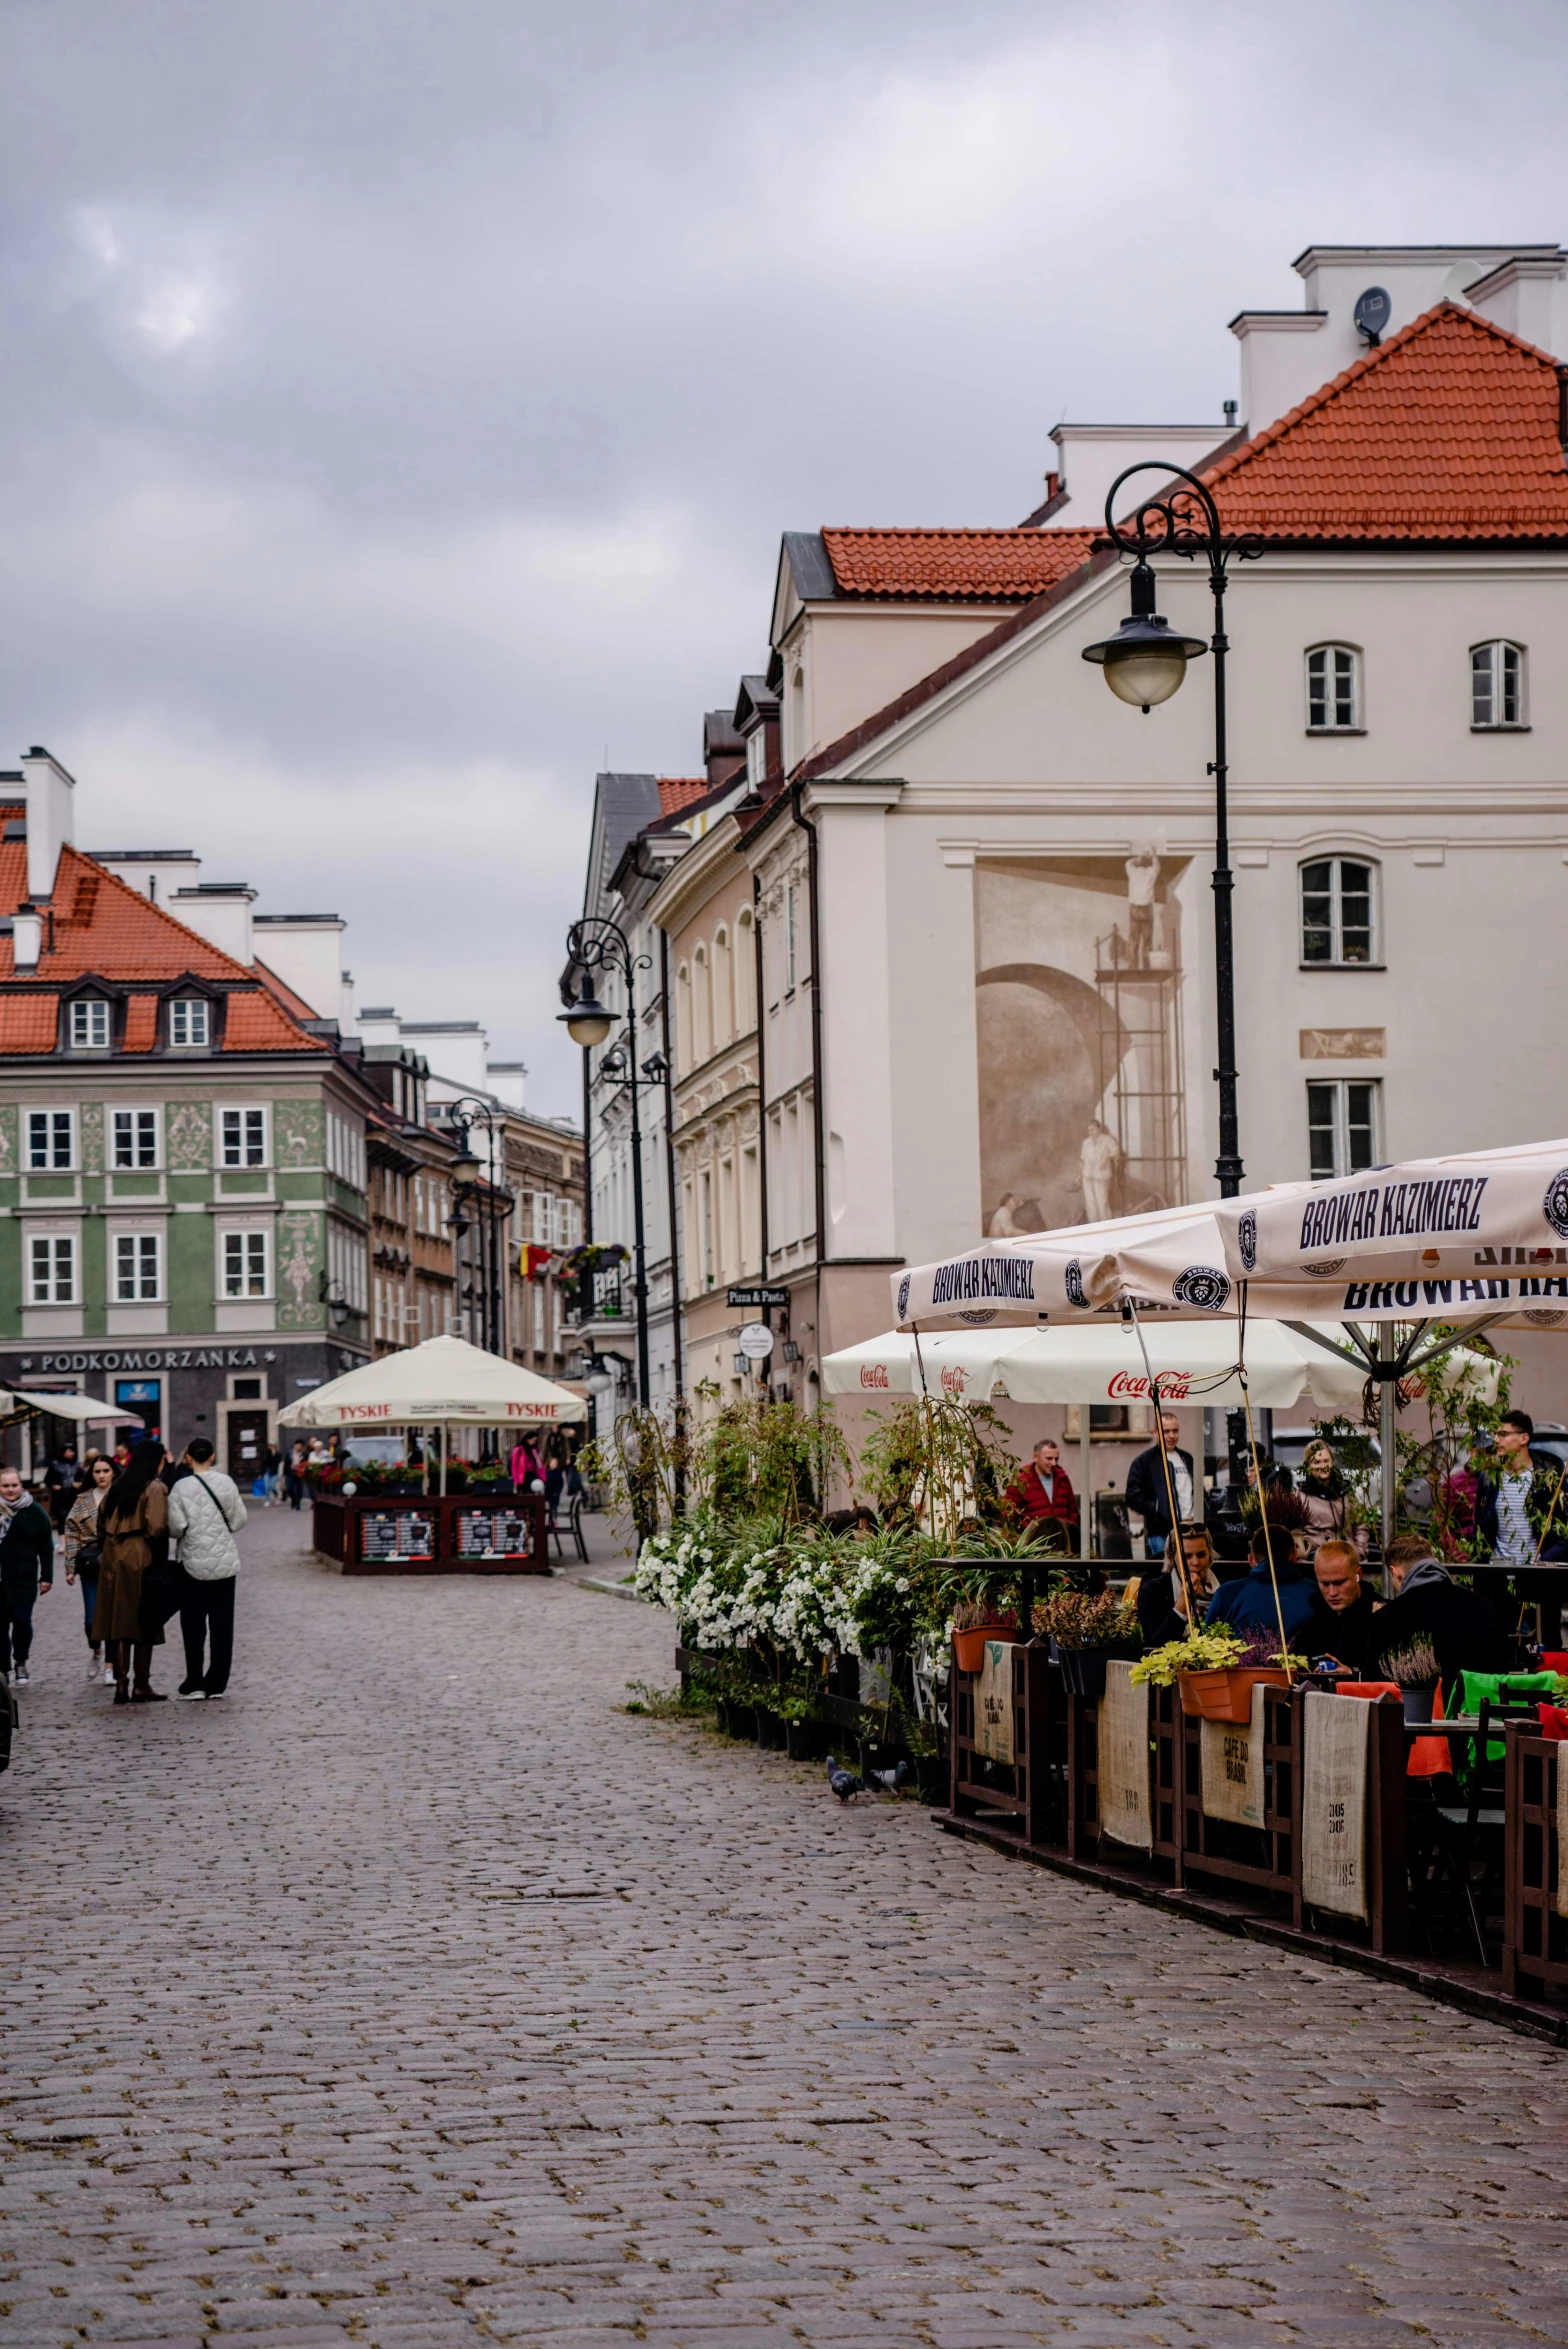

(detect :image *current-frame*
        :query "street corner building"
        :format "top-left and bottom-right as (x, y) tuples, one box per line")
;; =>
(0, 749), (375, 1470)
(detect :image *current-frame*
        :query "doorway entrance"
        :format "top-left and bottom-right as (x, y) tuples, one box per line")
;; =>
(227, 1408), (269, 1482)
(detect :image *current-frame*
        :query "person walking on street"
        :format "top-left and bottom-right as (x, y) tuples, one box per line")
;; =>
(94, 1438), (173, 1705)
(509, 1433), (543, 1492)
(167, 1438), (247, 1700)
(44, 1443), (83, 1531)
(64, 1454), (116, 1682)
(0, 1466), (55, 1687)
(261, 1444), (282, 1506)
(284, 1444), (307, 1511)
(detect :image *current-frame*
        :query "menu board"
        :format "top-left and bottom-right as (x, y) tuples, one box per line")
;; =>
(457, 1508), (534, 1560)
(358, 1509), (436, 1564)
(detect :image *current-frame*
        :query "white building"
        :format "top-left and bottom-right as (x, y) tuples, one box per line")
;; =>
(745, 242), (1568, 1426)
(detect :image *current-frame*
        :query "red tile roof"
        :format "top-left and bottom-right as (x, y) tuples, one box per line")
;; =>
(656, 777), (709, 816)
(1203, 301), (1568, 541)
(255, 957), (321, 1021)
(0, 839), (328, 1055)
(3, 995), (59, 1053)
(821, 526), (1098, 601)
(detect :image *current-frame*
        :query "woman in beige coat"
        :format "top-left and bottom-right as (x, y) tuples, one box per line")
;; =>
(94, 1439), (171, 1704)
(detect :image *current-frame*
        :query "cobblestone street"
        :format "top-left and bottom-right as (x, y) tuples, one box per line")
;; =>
(3, 1506), (1566, 2349)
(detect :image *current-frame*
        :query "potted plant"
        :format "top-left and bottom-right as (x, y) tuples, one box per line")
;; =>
(950, 1598), (1020, 1675)
(1131, 1625), (1305, 1723)
(1036, 1589), (1139, 1699)
(1384, 1635), (1441, 1723)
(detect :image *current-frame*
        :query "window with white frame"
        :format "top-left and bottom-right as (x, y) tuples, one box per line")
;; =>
(785, 883), (798, 990)
(168, 997), (211, 1048)
(114, 1231), (161, 1301)
(746, 727), (767, 786)
(27, 1109), (74, 1170)
(112, 1108), (160, 1169)
(221, 1106), (268, 1167)
(1300, 857), (1379, 965)
(1471, 639), (1526, 729)
(29, 1232), (76, 1303)
(1307, 1079), (1380, 1180)
(1306, 644), (1362, 732)
(69, 997), (111, 1050)
(223, 1229), (270, 1298)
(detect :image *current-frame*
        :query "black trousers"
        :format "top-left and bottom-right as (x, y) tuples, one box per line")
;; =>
(177, 1570), (236, 1694)
(1, 1590), (35, 1673)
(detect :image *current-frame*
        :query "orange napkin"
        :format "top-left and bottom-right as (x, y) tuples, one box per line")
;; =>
(1333, 1681), (1451, 1776)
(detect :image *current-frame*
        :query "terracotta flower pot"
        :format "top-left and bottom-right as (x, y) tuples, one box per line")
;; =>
(953, 1624), (1012, 1674)
(1177, 1666), (1290, 1723)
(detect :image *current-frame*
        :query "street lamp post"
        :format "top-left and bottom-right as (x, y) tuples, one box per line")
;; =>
(560, 916), (655, 1408)
(1082, 463), (1261, 1199)
(446, 1097), (506, 1355)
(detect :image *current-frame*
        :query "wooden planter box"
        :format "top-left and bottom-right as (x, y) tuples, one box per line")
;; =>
(949, 1639), (1064, 1848)
(1503, 1727), (1568, 2009)
(312, 1492), (547, 1575)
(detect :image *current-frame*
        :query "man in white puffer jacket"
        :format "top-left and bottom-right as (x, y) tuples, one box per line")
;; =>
(167, 1438), (248, 1700)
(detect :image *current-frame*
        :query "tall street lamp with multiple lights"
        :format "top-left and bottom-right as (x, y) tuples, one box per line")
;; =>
(1082, 462), (1261, 1199)
(559, 916), (659, 1408)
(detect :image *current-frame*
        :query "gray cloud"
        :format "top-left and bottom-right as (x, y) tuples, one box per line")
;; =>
(0, 0), (1563, 1106)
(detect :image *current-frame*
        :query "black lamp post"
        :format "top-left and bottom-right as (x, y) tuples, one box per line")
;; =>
(1082, 463), (1261, 1199)
(445, 1098), (506, 1355)
(560, 916), (653, 1408)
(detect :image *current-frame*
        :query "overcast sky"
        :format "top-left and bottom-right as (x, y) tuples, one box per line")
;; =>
(0, 0), (1563, 1113)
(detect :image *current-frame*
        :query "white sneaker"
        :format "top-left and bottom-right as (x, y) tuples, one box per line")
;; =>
(176, 1688), (207, 1701)
(14, 1666), (29, 1686)
(102, 1663), (116, 1685)
(205, 1689), (227, 1700)
(88, 1654), (102, 1679)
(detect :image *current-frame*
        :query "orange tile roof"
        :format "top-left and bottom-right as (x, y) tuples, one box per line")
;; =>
(1200, 301), (1568, 541)
(122, 995), (158, 1052)
(223, 991), (323, 1052)
(255, 957), (320, 1021)
(0, 841), (328, 1055)
(821, 525), (1098, 601)
(656, 778), (709, 816)
(0, 994), (59, 1052)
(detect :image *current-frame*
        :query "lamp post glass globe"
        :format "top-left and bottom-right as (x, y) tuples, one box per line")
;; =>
(561, 980), (613, 1050)
(1084, 615), (1204, 710)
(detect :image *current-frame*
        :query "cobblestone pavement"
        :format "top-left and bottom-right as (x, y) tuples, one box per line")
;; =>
(4, 1507), (1567, 2349)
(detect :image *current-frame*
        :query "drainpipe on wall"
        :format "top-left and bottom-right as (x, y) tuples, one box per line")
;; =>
(658, 925), (685, 1409)
(753, 873), (769, 1328)
(789, 782), (828, 1351)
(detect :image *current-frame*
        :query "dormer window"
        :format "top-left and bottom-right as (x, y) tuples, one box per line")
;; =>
(745, 729), (766, 787)
(69, 997), (111, 1050)
(169, 997), (211, 1049)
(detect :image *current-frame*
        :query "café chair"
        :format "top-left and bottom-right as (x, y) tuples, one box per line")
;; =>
(547, 1489), (589, 1564)
(1428, 1695), (1539, 1968)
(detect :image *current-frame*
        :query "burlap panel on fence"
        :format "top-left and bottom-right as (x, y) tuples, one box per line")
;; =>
(975, 1639), (1016, 1766)
(1556, 1745), (1568, 1921)
(1097, 1659), (1152, 1852)
(1301, 1691), (1371, 1921)
(1200, 1681), (1266, 1827)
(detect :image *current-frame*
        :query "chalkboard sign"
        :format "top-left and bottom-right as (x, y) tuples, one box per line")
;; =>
(359, 1509), (436, 1563)
(457, 1509), (533, 1560)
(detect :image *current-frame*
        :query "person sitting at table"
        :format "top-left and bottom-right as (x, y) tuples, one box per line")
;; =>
(1301, 1537), (1380, 1672)
(1204, 1519), (1319, 1643)
(1365, 1531), (1508, 1687)
(1136, 1521), (1217, 1646)
(1006, 1438), (1077, 1538)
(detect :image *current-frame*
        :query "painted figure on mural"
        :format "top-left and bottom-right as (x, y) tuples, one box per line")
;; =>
(1080, 1118), (1123, 1222)
(1124, 844), (1159, 968)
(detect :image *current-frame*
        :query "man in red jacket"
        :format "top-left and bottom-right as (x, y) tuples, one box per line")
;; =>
(1007, 1438), (1077, 1535)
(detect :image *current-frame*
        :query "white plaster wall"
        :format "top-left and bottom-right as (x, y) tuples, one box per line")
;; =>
(795, 606), (1014, 766)
(810, 787), (899, 1260)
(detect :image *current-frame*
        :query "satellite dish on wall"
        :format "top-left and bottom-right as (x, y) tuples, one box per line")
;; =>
(1440, 259), (1484, 305)
(1353, 286), (1391, 346)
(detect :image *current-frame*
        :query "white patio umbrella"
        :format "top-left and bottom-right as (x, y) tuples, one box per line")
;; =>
(0, 1390), (144, 1428)
(1212, 1137), (1568, 1295)
(277, 1334), (585, 1494)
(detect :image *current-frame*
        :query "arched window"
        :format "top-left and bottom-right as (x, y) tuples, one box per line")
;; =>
(1305, 644), (1362, 732)
(711, 926), (732, 1049)
(675, 960), (692, 1072)
(1471, 639), (1527, 729)
(734, 908), (756, 1031)
(1300, 857), (1379, 965)
(692, 943), (712, 1066)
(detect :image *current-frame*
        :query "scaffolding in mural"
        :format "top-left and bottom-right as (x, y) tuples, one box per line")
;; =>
(1093, 923), (1186, 1216)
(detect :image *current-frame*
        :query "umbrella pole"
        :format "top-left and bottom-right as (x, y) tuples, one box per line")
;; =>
(1079, 1413), (1092, 1565)
(1379, 1332), (1397, 1594)
(439, 1423), (447, 1497)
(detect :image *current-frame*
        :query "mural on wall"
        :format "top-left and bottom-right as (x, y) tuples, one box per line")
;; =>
(275, 1209), (324, 1328)
(79, 1102), (104, 1175)
(275, 1101), (324, 1168)
(166, 1101), (212, 1172)
(0, 1104), (18, 1177)
(975, 855), (1188, 1235)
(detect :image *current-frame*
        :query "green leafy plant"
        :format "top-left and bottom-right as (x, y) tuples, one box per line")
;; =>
(1130, 1628), (1246, 1687)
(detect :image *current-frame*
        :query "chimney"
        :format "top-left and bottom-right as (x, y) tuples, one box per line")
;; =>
(12, 902), (42, 971)
(249, 913), (345, 1017)
(20, 746), (76, 902)
(169, 883), (256, 966)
